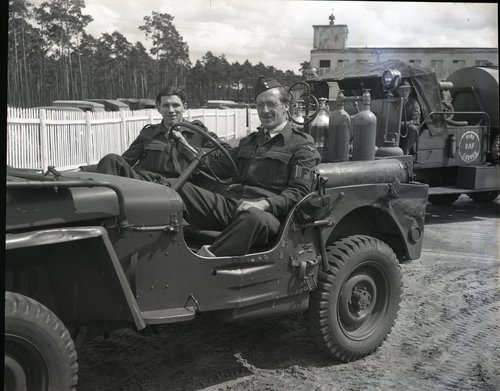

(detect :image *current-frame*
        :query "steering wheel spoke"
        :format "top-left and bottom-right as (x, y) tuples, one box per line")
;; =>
(170, 122), (239, 192)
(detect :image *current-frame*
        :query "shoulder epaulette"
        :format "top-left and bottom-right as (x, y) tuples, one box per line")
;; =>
(291, 126), (311, 139)
(140, 123), (164, 137)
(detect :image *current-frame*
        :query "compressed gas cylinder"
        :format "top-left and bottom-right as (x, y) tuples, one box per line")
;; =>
(375, 133), (404, 157)
(292, 102), (305, 131)
(310, 98), (330, 161)
(328, 90), (351, 162)
(352, 89), (377, 161)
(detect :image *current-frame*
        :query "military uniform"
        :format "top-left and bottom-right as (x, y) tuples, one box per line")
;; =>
(180, 121), (321, 256)
(95, 119), (215, 184)
(400, 94), (421, 154)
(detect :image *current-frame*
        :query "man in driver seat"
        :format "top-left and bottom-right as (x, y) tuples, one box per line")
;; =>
(91, 86), (225, 185)
(177, 76), (321, 257)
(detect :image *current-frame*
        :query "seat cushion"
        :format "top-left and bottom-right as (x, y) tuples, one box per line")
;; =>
(183, 224), (221, 244)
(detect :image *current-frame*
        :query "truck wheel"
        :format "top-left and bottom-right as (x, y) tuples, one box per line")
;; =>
(4, 292), (78, 391)
(469, 191), (499, 203)
(428, 194), (459, 205)
(308, 235), (402, 362)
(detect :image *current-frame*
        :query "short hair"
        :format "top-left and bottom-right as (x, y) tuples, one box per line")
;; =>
(156, 87), (187, 105)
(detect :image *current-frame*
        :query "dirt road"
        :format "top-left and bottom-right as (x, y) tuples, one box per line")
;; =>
(77, 195), (499, 391)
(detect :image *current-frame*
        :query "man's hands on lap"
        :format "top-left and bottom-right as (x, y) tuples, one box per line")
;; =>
(236, 199), (271, 213)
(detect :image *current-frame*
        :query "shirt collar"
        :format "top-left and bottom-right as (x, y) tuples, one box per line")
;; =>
(258, 121), (293, 143)
(266, 120), (288, 138)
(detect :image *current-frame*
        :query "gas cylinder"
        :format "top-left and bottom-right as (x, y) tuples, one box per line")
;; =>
(328, 90), (351, 162)
(292, 102), (305, 131)
(352, 89), (377, 161)
(310, 97), (330, 161)
(375, 133), (404, 157)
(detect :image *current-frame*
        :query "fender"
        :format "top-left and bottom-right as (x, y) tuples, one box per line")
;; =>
(5, 226), (146, 331)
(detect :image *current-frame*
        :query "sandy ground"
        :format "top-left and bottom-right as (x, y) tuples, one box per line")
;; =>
(77, 195), (500, 391)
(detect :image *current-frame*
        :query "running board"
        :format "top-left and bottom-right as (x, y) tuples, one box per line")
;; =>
(428, 186), (499, 195)
(142, 307), (195, 324)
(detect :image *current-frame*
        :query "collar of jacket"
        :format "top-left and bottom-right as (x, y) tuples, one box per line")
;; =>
(257, 121), (295, 143)
(155, 119), (196, 137)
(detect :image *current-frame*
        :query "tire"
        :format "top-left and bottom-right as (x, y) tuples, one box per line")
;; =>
(308, 235), (402, 362)
(428, 194), (459, 205)
(4, 292), (78, 391)
(469, 191), (499, 203)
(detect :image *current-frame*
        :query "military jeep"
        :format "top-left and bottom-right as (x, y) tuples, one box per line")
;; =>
(5, 122), (428, 390)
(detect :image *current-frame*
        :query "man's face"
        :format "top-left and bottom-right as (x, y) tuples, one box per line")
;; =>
(157, 95), (186, 128)
(396, 87), (411, 101)
(256, 88), (289, 130)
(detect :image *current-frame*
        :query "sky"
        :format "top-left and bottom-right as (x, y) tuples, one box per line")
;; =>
(29, 1), (498, 73)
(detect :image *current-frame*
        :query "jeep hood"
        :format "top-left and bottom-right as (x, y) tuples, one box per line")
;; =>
(6, 168), (183, 231)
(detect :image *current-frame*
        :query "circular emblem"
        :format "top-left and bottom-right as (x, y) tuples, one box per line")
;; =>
(458, 131), (481, 163)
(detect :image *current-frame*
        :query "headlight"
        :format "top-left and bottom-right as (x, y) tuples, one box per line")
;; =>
(382, 69), (402, 90)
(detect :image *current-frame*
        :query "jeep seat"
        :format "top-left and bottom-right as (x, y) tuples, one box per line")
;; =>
(182, 225), (220, 246)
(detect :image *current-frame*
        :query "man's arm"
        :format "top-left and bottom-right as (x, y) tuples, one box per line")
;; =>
(122, 127), (149, 166)
(404, 98), (421, 127)
(265, 141), (321, 217)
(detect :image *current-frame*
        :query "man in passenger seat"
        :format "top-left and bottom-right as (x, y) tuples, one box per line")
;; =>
(176, 76), (321, 257)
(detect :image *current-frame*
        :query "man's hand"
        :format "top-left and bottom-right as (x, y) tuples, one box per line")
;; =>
(236, 199), (271, 213)
(171, 130), (198, 158)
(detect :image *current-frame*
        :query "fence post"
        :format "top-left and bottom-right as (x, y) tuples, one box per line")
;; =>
(187, 109), (192, 121)
(234, 108), (238, 139)
(39, 109), (49, 170)
(215, 109), (219, 137)
(149, 109), (154, 124)
(85, 111), (92, 165)
(120, 110), (126, 151)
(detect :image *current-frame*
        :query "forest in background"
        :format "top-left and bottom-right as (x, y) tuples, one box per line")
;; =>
(8, 0), (312, 108)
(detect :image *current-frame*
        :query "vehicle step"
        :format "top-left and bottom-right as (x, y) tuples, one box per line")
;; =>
(142, 307), (195, 324)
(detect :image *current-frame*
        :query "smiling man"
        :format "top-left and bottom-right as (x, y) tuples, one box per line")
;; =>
(93, 86), (211, 184)
(178, 75), (321, 257)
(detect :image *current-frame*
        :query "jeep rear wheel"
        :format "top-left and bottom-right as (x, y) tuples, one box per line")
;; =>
(308, 235), (402, 362)
(4, 292), (78, 391)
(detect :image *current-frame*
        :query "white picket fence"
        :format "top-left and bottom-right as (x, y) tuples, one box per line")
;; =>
(7, 107), (261, 171)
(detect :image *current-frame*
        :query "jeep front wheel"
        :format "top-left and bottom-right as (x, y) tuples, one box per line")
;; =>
(4, 292), (78, 391)
(308, 235), (402, 362)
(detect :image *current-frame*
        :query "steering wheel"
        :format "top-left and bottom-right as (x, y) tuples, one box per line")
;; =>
(169, 122), (239, 192)
(287, 81), (320, 126)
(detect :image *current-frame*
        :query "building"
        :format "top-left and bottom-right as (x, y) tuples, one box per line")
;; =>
(309, 13), (498, 80)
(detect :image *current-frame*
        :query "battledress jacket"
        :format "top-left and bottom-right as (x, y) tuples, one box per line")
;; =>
(123, 119), (227, 180)
(206, 122), (321, 217)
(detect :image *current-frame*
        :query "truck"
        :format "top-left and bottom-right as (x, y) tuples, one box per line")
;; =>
(5, 112), (428, 389)
(302, 60), (499, 205)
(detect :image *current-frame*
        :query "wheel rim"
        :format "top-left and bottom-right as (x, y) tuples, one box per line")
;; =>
(337, 262), (389, 341)
(5, 334), (49, 391)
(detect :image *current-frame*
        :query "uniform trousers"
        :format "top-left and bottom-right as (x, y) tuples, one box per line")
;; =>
(96, 154), (169, 184)
(400, 124), (419, 155)
(178, 182), (281, 256)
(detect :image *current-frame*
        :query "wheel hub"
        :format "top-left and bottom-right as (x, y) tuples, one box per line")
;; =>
(351, 287), (372, 311)
(339, 273), (377, 326)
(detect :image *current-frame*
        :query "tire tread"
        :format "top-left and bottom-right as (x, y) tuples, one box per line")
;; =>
(308, 235), (402, 362)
